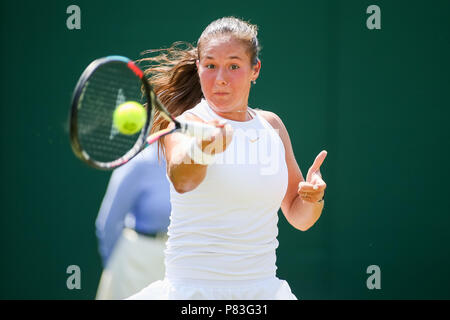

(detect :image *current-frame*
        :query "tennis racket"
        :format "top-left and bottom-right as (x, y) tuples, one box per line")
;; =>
(69, 55), (218, 170)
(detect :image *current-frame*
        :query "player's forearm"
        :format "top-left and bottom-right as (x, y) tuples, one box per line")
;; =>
(286, 195), (324, 231)
(168, 144), (208, 193)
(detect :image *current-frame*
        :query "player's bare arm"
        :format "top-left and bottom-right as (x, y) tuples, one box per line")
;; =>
(259, 110), (327, 231)
(163, 113), (233, 193)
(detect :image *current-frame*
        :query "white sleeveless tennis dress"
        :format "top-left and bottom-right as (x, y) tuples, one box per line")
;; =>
(128, 99), (297, 300)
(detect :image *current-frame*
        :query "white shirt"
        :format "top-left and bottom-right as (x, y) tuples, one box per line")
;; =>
(164, 99), (288, 281)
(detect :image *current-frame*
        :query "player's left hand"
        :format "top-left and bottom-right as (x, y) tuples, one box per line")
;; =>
(298, 150), (327, 203)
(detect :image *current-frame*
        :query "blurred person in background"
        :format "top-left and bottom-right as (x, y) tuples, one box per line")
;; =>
(95, 143), (171, 300)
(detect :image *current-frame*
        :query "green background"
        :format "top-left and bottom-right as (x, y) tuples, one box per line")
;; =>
(1, 0), (449, 299)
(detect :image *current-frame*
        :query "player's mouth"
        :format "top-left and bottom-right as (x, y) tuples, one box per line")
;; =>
(213, 92), (230, 96)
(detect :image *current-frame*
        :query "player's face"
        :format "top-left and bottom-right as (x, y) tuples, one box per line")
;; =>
(197, 36), (260, 113)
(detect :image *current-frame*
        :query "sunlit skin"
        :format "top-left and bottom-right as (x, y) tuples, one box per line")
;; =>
(196, 35), (261, 122)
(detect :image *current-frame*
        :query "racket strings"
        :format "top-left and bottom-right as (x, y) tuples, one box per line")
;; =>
(76, 62), (146, 164)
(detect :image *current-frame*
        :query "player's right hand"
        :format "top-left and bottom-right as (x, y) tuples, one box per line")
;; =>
(200, 119), (233, 155)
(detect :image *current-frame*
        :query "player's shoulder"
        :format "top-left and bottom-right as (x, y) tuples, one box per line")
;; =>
(176, 109), (205, 123)
(254, 108), (285, 131)
(254, 108), (291, 146)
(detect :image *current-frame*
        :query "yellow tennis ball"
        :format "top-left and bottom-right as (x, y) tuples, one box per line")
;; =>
(113, 101), (147, 135)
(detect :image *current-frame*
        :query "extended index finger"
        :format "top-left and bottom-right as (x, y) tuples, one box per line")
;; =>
(309, 150), (328, 173)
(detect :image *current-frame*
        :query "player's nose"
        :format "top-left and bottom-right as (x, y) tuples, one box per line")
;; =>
(215, 68), (228, 86)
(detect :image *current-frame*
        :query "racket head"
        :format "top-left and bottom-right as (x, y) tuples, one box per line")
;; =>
(69, 56), (153, 170)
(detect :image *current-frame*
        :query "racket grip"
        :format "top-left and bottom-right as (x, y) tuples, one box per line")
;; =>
(179, 121), (221, 140)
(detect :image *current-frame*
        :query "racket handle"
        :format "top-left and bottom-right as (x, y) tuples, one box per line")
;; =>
(178, 120), (221, 140)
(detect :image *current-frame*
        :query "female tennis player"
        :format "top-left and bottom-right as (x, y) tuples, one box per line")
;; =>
(128, 16), (327, 300)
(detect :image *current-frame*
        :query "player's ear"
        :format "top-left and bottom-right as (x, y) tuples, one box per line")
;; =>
(196, 59), (200, 71)
(252, 58), (261, 81)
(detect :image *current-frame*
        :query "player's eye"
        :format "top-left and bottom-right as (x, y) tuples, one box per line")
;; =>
(206, 64), (215, 69)
(230, 64), (240, 70)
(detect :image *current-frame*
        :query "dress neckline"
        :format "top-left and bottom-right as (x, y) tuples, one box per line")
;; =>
(201, 99), (258, 126)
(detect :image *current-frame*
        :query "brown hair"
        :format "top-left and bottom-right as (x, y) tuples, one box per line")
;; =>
(137, 17), (260, 157)
(197, 17), (260, 66)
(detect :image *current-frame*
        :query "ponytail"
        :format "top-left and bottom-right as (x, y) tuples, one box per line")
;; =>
(137, 42), (203, 158)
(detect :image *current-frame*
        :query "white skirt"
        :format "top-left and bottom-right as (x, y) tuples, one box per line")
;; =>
(127, 276), (297, 300)
(96, 228), (167, 300)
